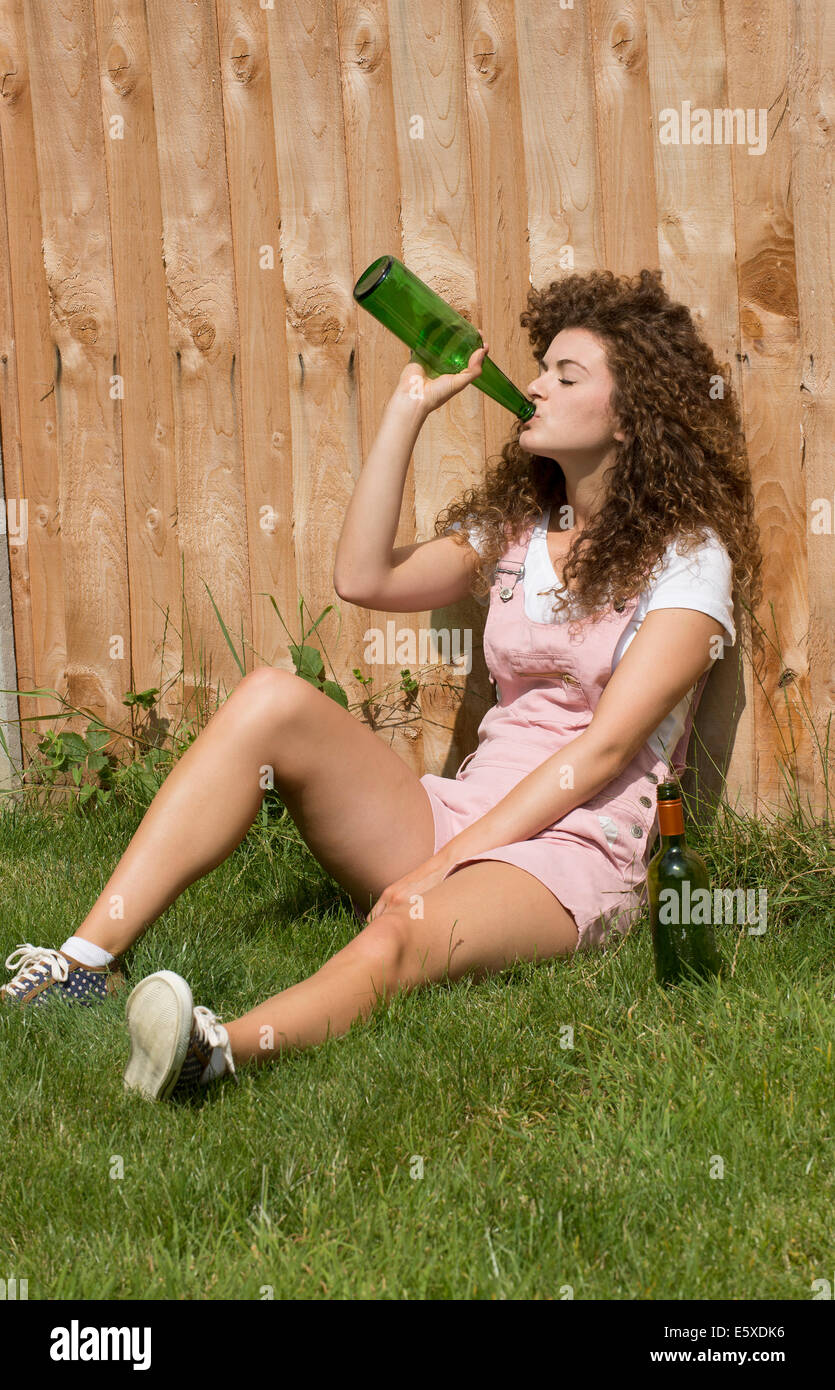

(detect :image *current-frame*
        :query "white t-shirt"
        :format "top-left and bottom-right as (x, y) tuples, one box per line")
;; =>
(448, 506), (736, 763)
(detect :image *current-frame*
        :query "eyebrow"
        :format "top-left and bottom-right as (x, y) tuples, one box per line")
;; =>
(539, 355), (589, 372)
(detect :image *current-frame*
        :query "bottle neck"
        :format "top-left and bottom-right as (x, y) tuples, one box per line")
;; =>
(657, 797), (686, 849)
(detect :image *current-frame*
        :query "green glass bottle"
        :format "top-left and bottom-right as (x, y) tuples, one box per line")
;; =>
(647, 781), (723, 987)
(353, 254), (535, 420)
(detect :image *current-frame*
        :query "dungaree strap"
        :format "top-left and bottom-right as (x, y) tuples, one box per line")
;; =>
(492, 523), (536, 601)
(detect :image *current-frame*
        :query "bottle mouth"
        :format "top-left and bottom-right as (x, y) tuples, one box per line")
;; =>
(353, 255), (394, 301)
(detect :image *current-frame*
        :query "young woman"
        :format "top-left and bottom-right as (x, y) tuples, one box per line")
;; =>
(2, 268), (762, 1102)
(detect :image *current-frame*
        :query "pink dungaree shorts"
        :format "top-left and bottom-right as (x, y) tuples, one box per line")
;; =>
(415, 521), (710, 953)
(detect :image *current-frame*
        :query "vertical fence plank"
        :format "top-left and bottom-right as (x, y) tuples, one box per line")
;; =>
(790, 0), (835, 818)
(386, 0), (488, 773)
(264, 3), (386, 742)
(25, 0), (132, 732)
(515, 0), (606, 282)
(723, 0), (813, 814)
(336, 0), (429, 769)
(0, 2), (66, 759)
(93, 1), (183, 737)
(144, 0), (250, 710)
(645, 0), (756, 812)
(453, 0), (545, 761)
(215, 0), (298, 677)
(462, 1), (541, 490)
(590, 1), (659, 275)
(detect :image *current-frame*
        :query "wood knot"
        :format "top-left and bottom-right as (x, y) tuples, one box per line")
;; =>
(353, 28), (382, 75)
(777, 669), (796, 688)
(145, 507), (161, 533)
(229, 36), (256, 84)
(471, 31), (499, 82)
(741, 247), (799, 322)
(610, 19), (644, 72)
(0, 46), (23, 105)
(190, 317), (216, 352)
(65, 670), (108, 714)
(740, 306), (763, 341)
(69, 313), (99, 345)
(106, 43), (135, 97)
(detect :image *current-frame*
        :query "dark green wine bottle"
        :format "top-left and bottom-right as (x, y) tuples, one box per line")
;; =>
(353, 254), (535, 420)
(647, 782), (723, 987)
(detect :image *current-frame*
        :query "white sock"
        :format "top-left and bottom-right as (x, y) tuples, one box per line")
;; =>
(59, 935), (116, 968)
(199, 1044), (229, 1085)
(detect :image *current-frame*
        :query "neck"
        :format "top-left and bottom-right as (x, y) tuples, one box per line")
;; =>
(550, 447), (619, 528)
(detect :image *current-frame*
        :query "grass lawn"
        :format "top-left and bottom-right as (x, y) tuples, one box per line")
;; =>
(0, 791), (832, 1300)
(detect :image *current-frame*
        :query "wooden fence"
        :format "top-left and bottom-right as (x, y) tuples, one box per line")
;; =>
(0, 0), (831, 817)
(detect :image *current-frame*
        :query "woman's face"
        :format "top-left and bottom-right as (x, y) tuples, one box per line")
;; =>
(518, 326), (624, 459)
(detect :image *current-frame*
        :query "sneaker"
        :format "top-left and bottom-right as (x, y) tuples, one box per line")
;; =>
(123, 970), (238, 1101)
(1, 943), (125, 1008)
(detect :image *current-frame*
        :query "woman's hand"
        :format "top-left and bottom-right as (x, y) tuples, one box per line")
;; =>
(365, 852), (456, 924)
(389, 340), (489, 419)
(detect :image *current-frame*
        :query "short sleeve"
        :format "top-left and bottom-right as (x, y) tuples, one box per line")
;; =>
(644, 531), (736, 646)
(446, 516), (488, 558)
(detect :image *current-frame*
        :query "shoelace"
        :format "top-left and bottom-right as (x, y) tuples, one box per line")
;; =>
(3, 944), (70, 992)
(192, 1004), (238, 1080)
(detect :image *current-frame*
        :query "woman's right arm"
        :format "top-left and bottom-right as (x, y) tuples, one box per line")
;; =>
(333, 350), (487, 612)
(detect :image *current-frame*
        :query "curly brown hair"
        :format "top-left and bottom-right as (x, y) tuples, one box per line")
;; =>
(434, 267), (763, 657)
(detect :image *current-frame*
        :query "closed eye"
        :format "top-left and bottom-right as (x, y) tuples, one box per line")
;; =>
(537, 362), (576, 385)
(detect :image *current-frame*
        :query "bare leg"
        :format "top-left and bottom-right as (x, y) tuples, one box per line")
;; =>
(71, 668), (437, 957)
(223, 859), (580, 1068)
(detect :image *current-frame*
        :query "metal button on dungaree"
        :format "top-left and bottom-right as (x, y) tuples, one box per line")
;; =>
(639, 795), (652, 807)
(630, 824), (644, 838)
(646, 772), (659, 784)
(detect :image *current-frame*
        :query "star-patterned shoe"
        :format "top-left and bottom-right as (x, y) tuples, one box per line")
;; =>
(123, 970), (238, 1101)
(1, 943), (125, 1008)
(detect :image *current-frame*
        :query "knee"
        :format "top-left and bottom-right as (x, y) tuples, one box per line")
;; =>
(345, 912), (410, 978)
(233, 665), (307, 721)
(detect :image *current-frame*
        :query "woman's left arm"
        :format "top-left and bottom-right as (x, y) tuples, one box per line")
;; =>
(365, 610), (726, 919)
(447, 607), (726, 852)
(364, 611), (722, 922)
